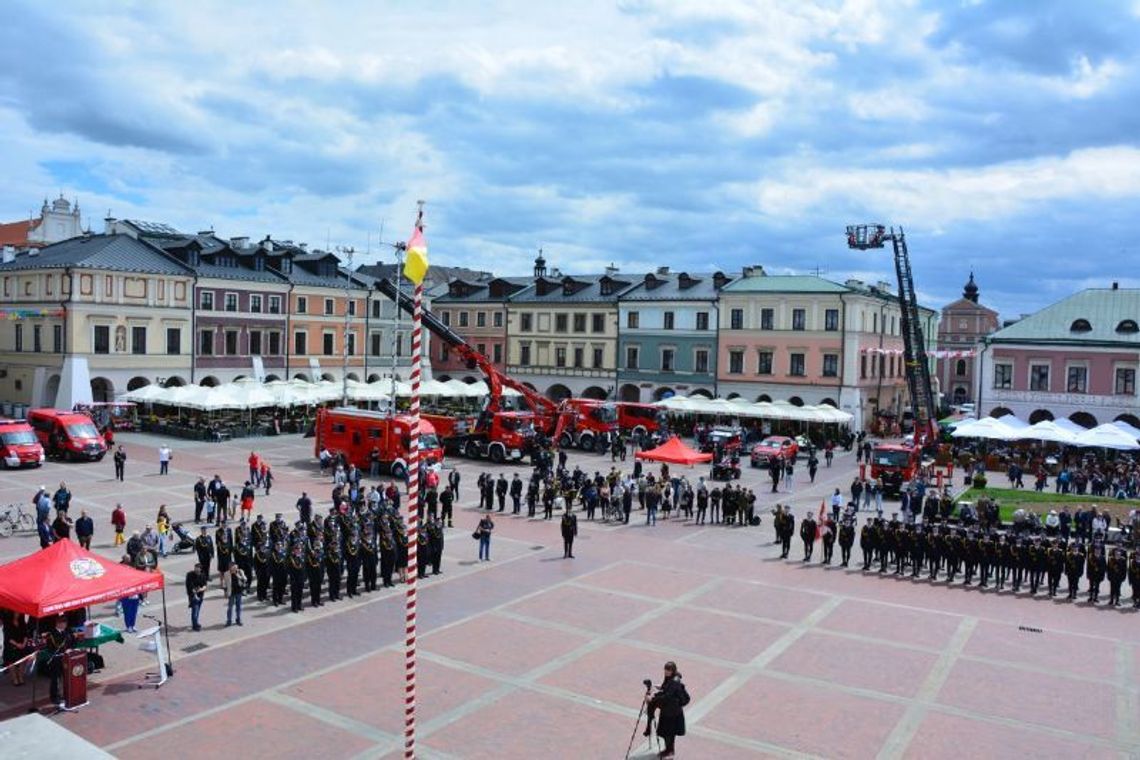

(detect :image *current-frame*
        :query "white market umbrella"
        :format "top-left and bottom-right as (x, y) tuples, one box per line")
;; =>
(1074, 423), (1140, 450)
(122, 384), (168, 403)
(1054, 418), (1090, 434)
(950, 416), (1016, 441)
(1011, 420), (1077, 445)
(994, 413), (1030, 429)
(1112, 420), (1140, 440)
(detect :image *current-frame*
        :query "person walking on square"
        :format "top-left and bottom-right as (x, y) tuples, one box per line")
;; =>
(113, 445), (127, 481)
(158, 444), (172, 475)
(111, 503), (127, 546)
(561, 508), (578, 558)
(800, 511), (817, 562)
(476, 514), (494, 561)
(75, 510), (94, 550)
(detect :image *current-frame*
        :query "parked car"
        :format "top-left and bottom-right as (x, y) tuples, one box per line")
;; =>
(750, 435), (798, 468)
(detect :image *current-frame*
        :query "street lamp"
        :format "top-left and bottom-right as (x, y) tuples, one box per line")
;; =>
(337, 246), (355, 406)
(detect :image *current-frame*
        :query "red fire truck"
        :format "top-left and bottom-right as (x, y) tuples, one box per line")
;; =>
(422, 410), (536, 463)
(0, 418), (44, 469)
(868, 442), (921, 496)
(315, 407), (443, 478)
(615, 402), (668, 439)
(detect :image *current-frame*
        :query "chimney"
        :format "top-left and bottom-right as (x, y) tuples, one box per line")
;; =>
(197, 229), (213, 237)
(876, 280), (892, 292)
(231, 236), (249, 250)
(656, 266), (670, 275)
(845, 278), (864, 289)
(2, 245), (15, 263)
(605, 264), (619, 276)
(712, 272), (729, 290)
(103, 215), (117, 234)
(743, 265), (766, 277)
(1112, 281), (1119, 290)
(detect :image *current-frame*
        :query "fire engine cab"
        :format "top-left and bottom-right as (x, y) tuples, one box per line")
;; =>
(315, 407), (443, 479)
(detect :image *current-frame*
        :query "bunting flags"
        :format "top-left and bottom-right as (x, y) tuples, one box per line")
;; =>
(0, 308), (65, 320)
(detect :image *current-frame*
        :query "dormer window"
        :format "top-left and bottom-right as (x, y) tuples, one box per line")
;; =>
(1070, 319), (1092, 333)
(253, 256), (265, 272)
(1116, 319), (1138, 334)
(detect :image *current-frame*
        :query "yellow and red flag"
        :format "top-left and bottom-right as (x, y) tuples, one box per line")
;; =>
(403, 225), (429, 286)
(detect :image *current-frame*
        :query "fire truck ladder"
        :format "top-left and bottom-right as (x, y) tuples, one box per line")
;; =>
(846, 224), (938, 445)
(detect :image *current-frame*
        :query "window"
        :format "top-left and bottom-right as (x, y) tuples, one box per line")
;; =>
(250, 294), (262, 313)
(889, 356), (895, 377)
(268, 296), (281, 314)
(93, 325), (109, 354)
(493, 344), (502, 363)
(200, 291), (214, 311)
(476, 343), (486, 356)
(663, 311), (675, 330)
(627, 312), (639, 329)
(592, 347), (603, 368)
(555, 314), (568, 332)
(1066, 366), (1087, 393)
(994, 363), (1012, 389)
(822, 354), (839, 377)
(494, 312), (504, 328)
(873, 313), (878, 333)
(394, 331), (404, 357)
(53, 325), (62, 353)
(370, 332), (382, 356)
(792, 308), (806, 331)
(476, 311), (486, 327)
(757, 351), (773, 375)
(440, 344), (449, 361)
(14, 324), (22, 352)
(441, 311), (450, 326)
(730, 308), (744, 330)
(32, 325), (41, 353)
(296, 296), (307, 314)
(224, 330), (238, 355)
(955, 359), (967, 377)
(268, 331), (280, 356)
(825, 309), (839, 331)
(1116, 320), (1138, 334)
(1115, 368), (1135, 395)
(860, 355), (867, 379)
(789, 353), (806, 376)
(347, 300), (356, 317)
(249, 331), (262, 356)
(520, 313), (533, 331)
(592, 313), (604, 333)
(199, 329), (214, 356)
(626, 346), (640, 370)
(1029, 364), (1049, 391)
(323, 333), (335, 356)
(694, 349), (709, 373)
(573, 347), (584, 368)
(294, 331), (307, 356)
(347, 333), (356, 356)
(728, 350), (744, 374)
(760, 308), (773, 330)
(555, 347), (567, 367)
(324, 298), (334, 316)
(458, 311), (469, 327)
(224, 293), (238, 312)
(1069, 319), (1092, 333)
(131, 326), (146, 354)
(520, 344), (531, 366)
(696, 312), (710, 331)
(661, 348), (675, 372)
(573, 313), (586, 333)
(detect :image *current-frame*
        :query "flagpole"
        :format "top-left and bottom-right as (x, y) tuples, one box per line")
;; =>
(403, 205), (426, 760)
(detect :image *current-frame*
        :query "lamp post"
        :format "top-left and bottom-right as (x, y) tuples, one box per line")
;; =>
(338, 246), (355, 406)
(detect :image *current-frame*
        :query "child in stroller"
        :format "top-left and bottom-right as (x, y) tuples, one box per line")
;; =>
(171, 522), (195, 554)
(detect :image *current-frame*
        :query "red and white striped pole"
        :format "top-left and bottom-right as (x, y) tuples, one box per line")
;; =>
(404, 278), (423, 758)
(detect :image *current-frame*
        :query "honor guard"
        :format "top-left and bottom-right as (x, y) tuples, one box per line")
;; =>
(859, 519), (875, 571)
(1106, 547), (1128, 606)
(1046, 539), (1065, 597)
(215, 522), (234, 579)
(344, 514), (362, 596)
(393, 512), (409, 583)
(361, 515), (379, 591)
(269, 535), (288, 606)
(324, 527), (343, 602)
(379, 513), (397, 588)
(427, 517), (445, 574)
(1127, 549), (1140, 608)
(838, 518), (855, 567)
(1065, 542), (1085, 600)
(287, 524), (307, 612)
(252, 528), (271, 602)
(306, 531), (325, 607)
(234, 518), (253, 581)
(1086, 545), (1106, 603)
(195, 526), (216, 581)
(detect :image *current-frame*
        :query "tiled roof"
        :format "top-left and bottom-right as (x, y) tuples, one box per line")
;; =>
(0, 234), (192, 275)
(723, 274), (849, 294)
(0, 219), (39, 247)
(194, 262), (289, 284)
(619, 271), (731, 301)
(508, 273), (638, 303)
(434, 276), (531, 304)
(988, 288), (1140, 345)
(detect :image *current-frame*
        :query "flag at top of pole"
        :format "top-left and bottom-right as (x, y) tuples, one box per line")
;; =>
(403, 215), (429, 285)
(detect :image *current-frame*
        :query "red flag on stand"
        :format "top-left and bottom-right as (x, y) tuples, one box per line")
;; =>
(816, 500), (826, 539)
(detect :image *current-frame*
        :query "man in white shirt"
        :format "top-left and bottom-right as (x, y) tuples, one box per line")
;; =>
(158, 445), (172, 475)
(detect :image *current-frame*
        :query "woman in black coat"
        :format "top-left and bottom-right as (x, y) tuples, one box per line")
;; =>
(646, 660), (689, 758)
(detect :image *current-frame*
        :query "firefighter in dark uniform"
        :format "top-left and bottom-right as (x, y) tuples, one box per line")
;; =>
(1027, 537), (1046, 595)
(838, 518), (855, 567)
(379, 512), (397, 587)
(393, 511), (409, 584)
(440, 485), (455, 527)
(1065, 542), (1085, 600)
(1107, 547), (1128, 606)
(1011, 537), (1027, 592)
(894, 523), (910, 575)
(195, 526), (215, 581)
(427, 517), (445, 575)
(270, 512), (289, 545)
(307, 530), (325, 606)
(344, 515), (362, 596)
(779, 508), (795, 560)
(287, 524), (306, 612)
(252, 529), (271, 601)
(234, 518), (253, 582)
(998, 534), (1016, 591)
(941, 529), (958, 583)
(820, 516), (836, 565)
(859, 519), (875, 570)
(927, 526), (943, 581)
(1086, 544), (1106, 603)
(361, 515), (379, 591)
(979, 532), (997, 588)
(962, 531), (979, 586)
(325, 525), (343, 601)
(1128, 549), (1140, 608)
(1046, 539), (1065, 597)
(215, 521), (233, 579)
(416, 523), (430, 579)
(911, 525), (927, 578)
(878, 520), (893, 574)
(269, 535), (288, 606)
(799, 511), (817, 562)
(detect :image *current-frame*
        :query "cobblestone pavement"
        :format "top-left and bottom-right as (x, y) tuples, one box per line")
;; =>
(0, 432), (1136, 758)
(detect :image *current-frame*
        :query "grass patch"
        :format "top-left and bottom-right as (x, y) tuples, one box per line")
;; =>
(956, 487), (1140, 522)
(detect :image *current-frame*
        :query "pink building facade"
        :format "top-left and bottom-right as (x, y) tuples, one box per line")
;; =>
(935, 273), (999, 407)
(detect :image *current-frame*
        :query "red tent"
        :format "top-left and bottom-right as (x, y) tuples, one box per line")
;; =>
(0, 539), (165, 617)
(635, 436), (713, 466)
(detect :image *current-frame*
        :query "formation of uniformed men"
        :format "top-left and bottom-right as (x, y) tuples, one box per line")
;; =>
(780, 504), (1140, 608)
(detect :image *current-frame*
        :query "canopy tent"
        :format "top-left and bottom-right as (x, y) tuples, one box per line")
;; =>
(1074, 423), (1140, 450)
(1053, 418), (1090, 434)
(1010, 420), (1078, 445)
(0, 539), (165, 617)
(652, 395), (853, 423)
(1112, 419), (1140, 440)
(993, 413), (1030, 429)
(950, 416), (1016, 440)
(635, 436), (713, 465)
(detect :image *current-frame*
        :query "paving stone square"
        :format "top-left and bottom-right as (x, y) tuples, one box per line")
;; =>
(767, 630), (940, 699)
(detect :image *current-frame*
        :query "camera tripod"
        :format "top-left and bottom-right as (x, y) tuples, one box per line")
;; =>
(624, 679), (660, 759)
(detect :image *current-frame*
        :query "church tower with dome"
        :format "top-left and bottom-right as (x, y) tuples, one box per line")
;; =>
(936, 271), (999, 409)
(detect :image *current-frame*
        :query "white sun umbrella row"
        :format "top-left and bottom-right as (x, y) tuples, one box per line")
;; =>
(654, 395), (853, 423)
(951, 417), (1140, 450)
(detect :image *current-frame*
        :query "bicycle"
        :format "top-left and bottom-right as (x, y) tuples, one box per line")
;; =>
(0, 503), (35, 537)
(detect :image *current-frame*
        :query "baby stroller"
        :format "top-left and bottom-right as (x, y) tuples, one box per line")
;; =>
(171, 522), (195, 554)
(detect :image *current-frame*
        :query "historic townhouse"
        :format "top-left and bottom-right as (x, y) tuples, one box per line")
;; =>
(936, 272), (999, 407)
(0, 233), (194, 407)
(616, 269), (732, 402)
(431, 275), (529, 379)
(505, 255), (635, 400)
(716, 267), (938, 430)
(978, 286), (1140, 428)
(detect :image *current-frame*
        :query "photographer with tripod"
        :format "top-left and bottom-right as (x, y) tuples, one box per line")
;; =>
(630, 660), (689, 759)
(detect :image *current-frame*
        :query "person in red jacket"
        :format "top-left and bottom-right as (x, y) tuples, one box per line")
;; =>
(248, 451), (261, 487)
(111, 503), (127, 546)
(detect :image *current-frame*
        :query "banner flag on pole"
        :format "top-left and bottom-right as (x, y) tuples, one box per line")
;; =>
(404, 226), (429, 286)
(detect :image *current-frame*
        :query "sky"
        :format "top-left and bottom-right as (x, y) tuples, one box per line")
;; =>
(3, 0), (1140, 319)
